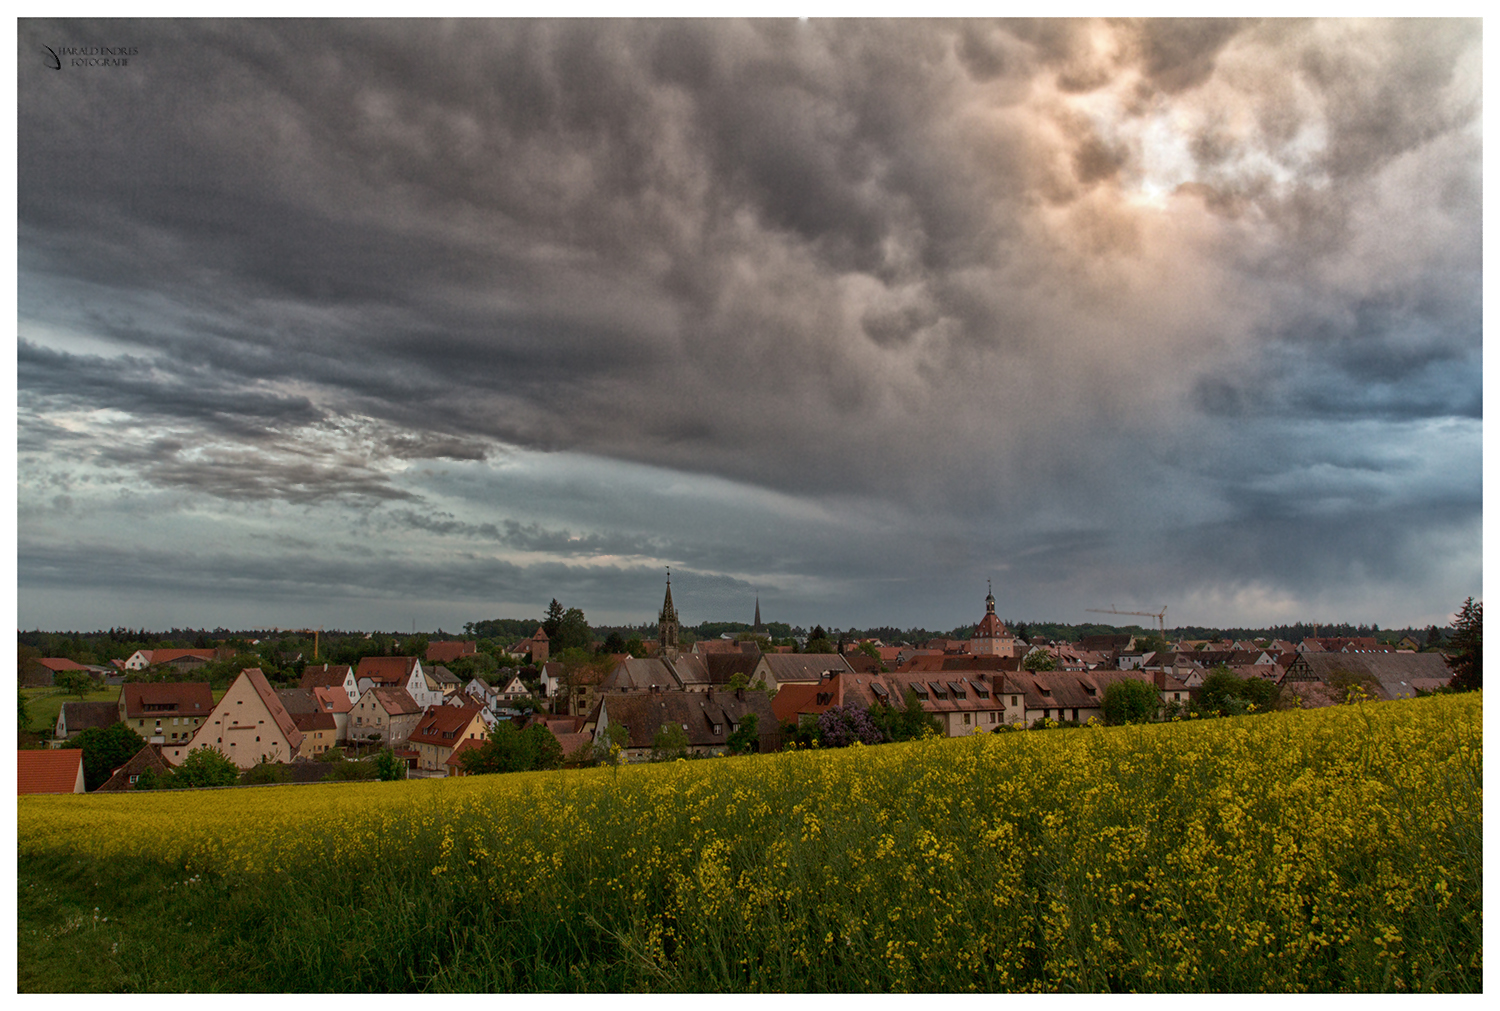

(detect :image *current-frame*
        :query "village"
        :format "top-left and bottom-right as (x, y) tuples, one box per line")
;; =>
(18, 579), (1464, 795)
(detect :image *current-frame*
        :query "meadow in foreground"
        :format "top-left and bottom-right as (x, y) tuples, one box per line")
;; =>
(18, 692), (1481, 992)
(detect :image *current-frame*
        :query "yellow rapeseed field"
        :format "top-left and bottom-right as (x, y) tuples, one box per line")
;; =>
(18, 692), (1481, 992)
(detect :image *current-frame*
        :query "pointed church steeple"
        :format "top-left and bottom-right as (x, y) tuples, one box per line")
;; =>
(754, 595), (764, 633)
(658, 569), (680, 654)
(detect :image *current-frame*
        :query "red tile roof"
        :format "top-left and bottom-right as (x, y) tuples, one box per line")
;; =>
(445, 737), (485, 767)
(311, 686), (353, 713)
(150, 649), (218, 665)
(37, 657), (88, 672)
(356, 656), (420, 683)
(366, 686), (423, 715)
(299, 663), (353, 691)
(18, 749), (85, 794)
(120, 682), (215, 719)
(240, 668), (305, 752)
(426, 641), (477, 663)
(408, 703), (487, 747)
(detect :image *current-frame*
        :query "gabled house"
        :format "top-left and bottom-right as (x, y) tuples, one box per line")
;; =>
(21, 656), (91, 687)
(537, 661), (564, 698)
(865, 671), (1011, 734)
(422, 664), (465, 698)
(300, 663), (359, 705)
(311, 686), (354, 743)
(507, 627), (550, 665)
(124, 648), (218, 673)
(119, 682), (215, 747)
(407, 703), (491, 773)
(444, 737), (485, 777)
(355, 656), (442, 709)
(751, 653), (854, 691)
(96, 744), (172, 792)
(180, 668), (302, 769)
(55, 700), (121, 740)
(277, 689), (342, 758)
(18, 749), (85, 794)
(590, 689), (778, 762)
(465, 677), (499, 712)
(350, 686), (424, 745)
(493, 672), (531, 702)
(703, 652), (764, 689)
(1283, 652), (1453, 702)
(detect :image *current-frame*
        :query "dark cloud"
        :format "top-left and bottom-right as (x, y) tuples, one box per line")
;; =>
(15, 18), (1482, 630)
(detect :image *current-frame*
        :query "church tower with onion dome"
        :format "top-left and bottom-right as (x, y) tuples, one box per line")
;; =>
(971, 580), (1017, 657)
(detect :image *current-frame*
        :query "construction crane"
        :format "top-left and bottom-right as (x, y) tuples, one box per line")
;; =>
(1087, 606), (1168, 641)
(272, 627), (324, 660)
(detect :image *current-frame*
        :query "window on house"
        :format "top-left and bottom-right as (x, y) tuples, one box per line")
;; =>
(963, 713), (971, 725)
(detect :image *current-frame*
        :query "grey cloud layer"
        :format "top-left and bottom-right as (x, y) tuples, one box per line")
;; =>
(16, 18), (1481, 629)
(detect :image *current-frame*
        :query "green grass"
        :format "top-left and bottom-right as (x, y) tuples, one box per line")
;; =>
(22, 686), (120, 734)
(23, 686), (228, 736)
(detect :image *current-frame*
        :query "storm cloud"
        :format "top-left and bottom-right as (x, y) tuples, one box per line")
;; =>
(15, 18), (1481, 632)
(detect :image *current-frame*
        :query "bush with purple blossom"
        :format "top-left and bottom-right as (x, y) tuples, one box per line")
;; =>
(816, 702), (885, 747)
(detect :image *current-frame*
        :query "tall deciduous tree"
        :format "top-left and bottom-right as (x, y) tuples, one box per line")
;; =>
(68, 722), (146, 791)
(54, 669), (94, 701)
(1101, 678), (1159, 725)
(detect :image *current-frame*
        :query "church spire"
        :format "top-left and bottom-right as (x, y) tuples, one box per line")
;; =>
(658, 569), (680, 653)
(754, 595), (763, 632)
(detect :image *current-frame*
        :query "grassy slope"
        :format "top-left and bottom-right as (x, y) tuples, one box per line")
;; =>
(18, 694), (1483, 993)
(23, 686), (228, 736)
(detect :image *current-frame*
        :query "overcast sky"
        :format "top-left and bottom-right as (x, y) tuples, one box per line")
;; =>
(14, 18), (1482, 634)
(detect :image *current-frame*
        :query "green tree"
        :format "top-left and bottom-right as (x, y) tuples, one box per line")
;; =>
(54, 669), (94, 701)
(650, 721), (690, 762)
(460, 722), (563, 774)
(805, 626), (835, 654)
(555, 608), (593, 653)
(1022, 649), (1057, 672)
(241, 758), (291, 785)
(727, 672), (750, 691)
(375, 747), (405, 781)
(69, 722), (146, 791)
(400, 634), (430, 659)
(624, 636), (648, 658)
(725, 713), (759, 754)
(599, 630), (627, 655)
(1101, 678), (1159, 725)
(542, 599), (565, 641)
(1134, 634), (1167, 656)
(872, 688), (940, 742)
(1446, 597), (1482, 692)
(19, 690), (30, 730)
(173, 747), (240, 788)
(1197, 666), (1245, 715)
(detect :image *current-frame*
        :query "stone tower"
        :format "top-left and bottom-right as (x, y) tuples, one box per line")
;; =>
(971, 579), (1015, 657)
(658, 571), (680, 656)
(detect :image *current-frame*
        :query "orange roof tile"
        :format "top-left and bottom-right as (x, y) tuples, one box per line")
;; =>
(18, 749), (85, 794)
